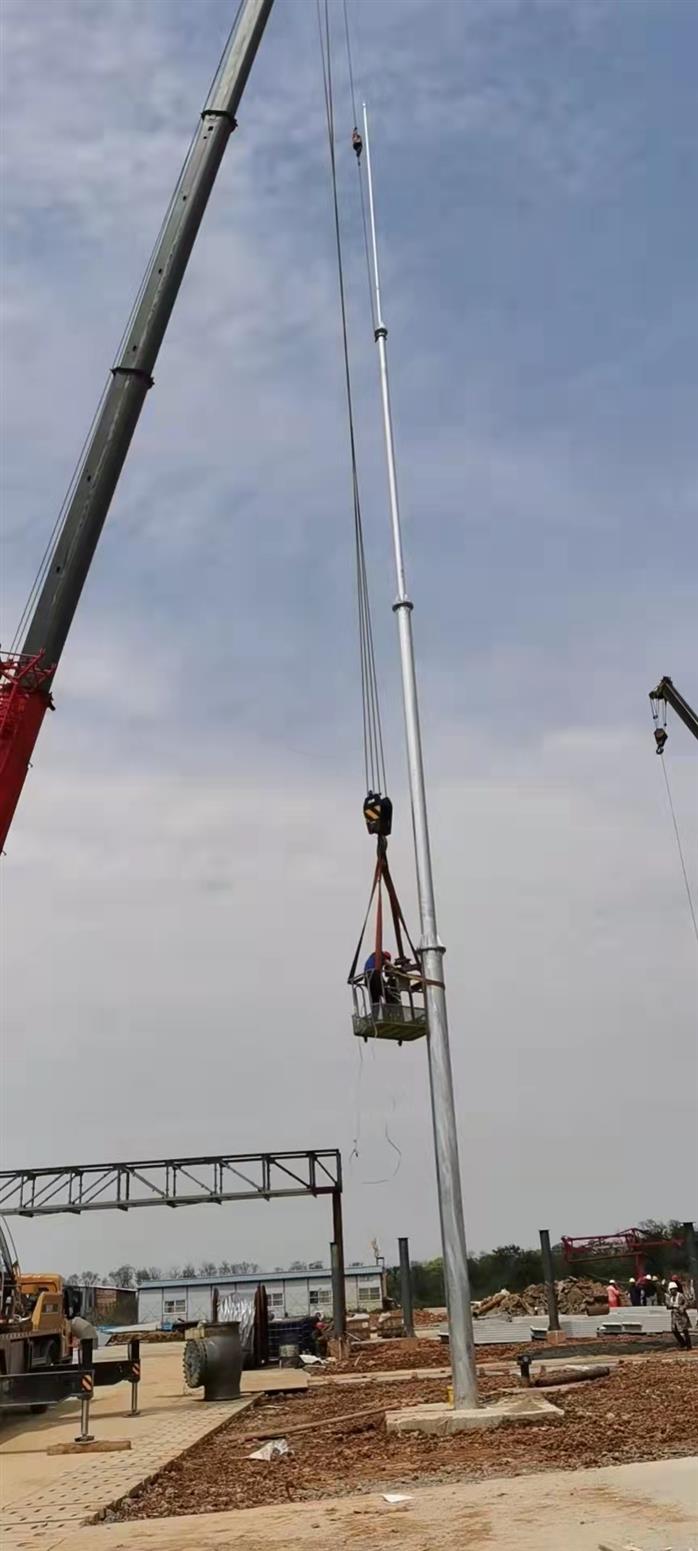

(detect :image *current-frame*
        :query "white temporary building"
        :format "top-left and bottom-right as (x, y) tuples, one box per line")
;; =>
(137, 1265), (385, 1326)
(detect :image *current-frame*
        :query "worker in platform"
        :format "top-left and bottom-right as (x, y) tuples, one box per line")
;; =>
(606, 1279), (622, 1310)
(666, 1279), (692, 1351)
(364, 950), (400, 1007)
(628, 1277), (641, 1307)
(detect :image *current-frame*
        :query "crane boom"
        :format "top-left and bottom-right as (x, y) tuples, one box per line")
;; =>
(649, 676), (698, 750)
(0, 0), (275, 851)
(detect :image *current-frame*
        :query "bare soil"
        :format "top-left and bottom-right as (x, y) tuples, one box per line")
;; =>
(331, 1333), (676, 1372)
(106, 1355), (698, 1520)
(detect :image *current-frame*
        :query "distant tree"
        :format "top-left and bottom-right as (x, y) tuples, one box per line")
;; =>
(289, 1260), (308, 1272)
(66, 1272), (81, 1286)
(79, 1270), (101, 1286)
(308, 1260), (324, 1271)
(229, 1261), (260, 1275)
(134, 1267), (162, 1285)
(109, 1264), (135, 1288)
(199, 1261), (218, 1279)
(180, 1264), (196, 1279)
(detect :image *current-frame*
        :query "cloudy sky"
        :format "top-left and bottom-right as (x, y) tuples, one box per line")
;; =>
(1, 0), (696, 1283)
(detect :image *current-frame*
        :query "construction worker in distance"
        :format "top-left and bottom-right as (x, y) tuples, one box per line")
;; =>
(628, 1277), (641, 1308)
(352, 126), (363, 160)
(606, 1278), (622, 1311)
(666, 1279), (692, 1351)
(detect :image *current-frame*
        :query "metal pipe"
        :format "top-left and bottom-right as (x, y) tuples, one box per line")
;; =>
(539, 1228), (560, 1332)
(76, 1337), (94, 1442)
(129, 1338), (141, 1416)
(332, 1190), (347, 1338)
(362, 103), (477, 1409)
(683, 1222), (698, 1298)
(398, 1236), (415, 1338)
(21, 0), (275, 677)
(330, 1241), (347, 1339)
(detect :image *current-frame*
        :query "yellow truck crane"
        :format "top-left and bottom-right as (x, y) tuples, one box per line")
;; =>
(0, 1220), (139, 1421)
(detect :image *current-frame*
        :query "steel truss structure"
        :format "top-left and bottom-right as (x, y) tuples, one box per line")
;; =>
(0, 1149), (341, 1217)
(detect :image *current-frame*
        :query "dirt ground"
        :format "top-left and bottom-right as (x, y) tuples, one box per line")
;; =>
(332, 1333), (677, 1372)
(107, 1355), (698, 1521)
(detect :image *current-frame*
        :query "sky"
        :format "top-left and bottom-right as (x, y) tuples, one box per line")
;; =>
(1, 0), (696, 1284)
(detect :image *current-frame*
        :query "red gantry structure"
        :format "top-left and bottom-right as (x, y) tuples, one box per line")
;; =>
(562, 1227), (685, 1280)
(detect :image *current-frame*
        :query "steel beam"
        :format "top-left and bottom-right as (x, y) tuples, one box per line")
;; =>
(0, 1149), (341, 1217)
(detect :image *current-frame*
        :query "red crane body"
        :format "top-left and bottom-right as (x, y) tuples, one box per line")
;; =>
(0, 655), (53, 846)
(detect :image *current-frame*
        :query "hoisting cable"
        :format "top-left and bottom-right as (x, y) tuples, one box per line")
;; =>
(658, 751), (698, 947)
(316, 0), (386, 798)
(342, 0), (376, 332)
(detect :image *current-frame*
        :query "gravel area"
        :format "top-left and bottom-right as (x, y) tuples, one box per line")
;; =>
(107, 1355), (698, 1520)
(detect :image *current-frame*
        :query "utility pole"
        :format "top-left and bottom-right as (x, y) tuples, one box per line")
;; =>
(362, 105), (478, 1408)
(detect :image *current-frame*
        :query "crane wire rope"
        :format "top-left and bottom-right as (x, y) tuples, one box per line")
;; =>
(317, 0), (403, 1186)
(316, 0), (385, 797)
(657, 752), (698, 947)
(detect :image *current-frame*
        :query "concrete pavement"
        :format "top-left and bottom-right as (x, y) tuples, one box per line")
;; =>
(45, 1456), (698, 1551)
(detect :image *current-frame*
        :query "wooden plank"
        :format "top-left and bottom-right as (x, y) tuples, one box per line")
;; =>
(242, 1404), (385, 1440)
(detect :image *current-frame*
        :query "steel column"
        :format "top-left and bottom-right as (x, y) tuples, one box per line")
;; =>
(331, 1187), (347, 1338)
(683, 1222), (698, 1297)
(539, 1228), (560, 1332)
(398, 1236), (415, 1338)
(330, 1241), (347, 1338)
(362, 104), (477, 1408)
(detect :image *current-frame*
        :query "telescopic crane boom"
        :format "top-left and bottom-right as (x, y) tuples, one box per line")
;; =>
(649, 676), (698, 753)
(0, 0), (275, 851)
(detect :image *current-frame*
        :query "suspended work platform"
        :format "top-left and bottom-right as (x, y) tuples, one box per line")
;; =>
(350, 963), (427, 1044)
(351, 992), (427, 1043)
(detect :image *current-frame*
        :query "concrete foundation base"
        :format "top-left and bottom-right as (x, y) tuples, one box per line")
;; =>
(385, 1392), (564, 1436)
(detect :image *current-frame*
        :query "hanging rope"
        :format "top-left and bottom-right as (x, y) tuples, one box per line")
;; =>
(316, 0), (385, 797)
(658, 753), (698, 947)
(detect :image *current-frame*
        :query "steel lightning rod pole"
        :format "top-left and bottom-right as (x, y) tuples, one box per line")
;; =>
(362, 104), (478, 1408)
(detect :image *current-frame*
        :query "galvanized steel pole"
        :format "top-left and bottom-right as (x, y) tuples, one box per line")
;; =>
(362, 105), (478, 1408)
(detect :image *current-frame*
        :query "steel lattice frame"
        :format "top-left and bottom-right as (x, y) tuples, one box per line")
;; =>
(0, 1150), (341, 1217)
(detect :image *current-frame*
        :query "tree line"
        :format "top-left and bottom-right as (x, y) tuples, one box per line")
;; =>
(65, 1260), (263, 1287)
(385, 1221), (690, 1307)
(66, 1257), (329, 1287)
(65, 1222), (689, 1299)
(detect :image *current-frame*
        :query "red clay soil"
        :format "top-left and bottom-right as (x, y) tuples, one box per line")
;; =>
(106, 1355), (698, 1520)
(330, 1334), (675, 1373)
